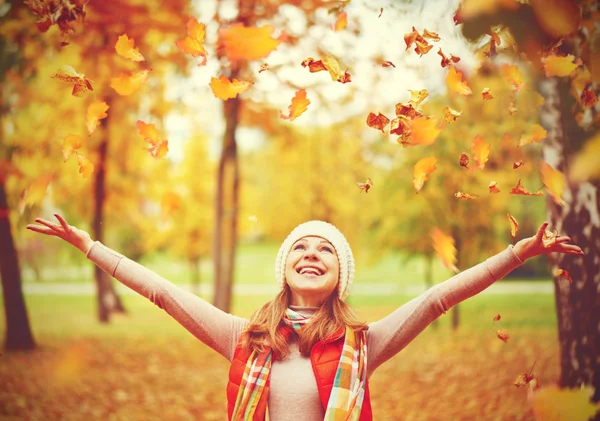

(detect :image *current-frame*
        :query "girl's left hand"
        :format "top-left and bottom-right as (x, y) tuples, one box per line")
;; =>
(513, 222), (584, 262)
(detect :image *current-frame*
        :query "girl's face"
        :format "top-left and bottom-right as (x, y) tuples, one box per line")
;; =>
(284, 236), (340, 306)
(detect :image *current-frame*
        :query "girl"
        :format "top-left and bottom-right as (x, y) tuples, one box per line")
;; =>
(26, 215), (583, 420)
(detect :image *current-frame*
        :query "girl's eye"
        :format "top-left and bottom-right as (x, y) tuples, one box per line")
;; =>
(294, 244), (306, 250)
(321, 247), (333, 253)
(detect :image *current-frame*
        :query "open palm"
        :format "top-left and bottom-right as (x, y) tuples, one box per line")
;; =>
(26, 214), (94, 254)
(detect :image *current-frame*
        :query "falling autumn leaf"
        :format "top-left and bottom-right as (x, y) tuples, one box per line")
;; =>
(532, 385), (598, 421)
(510, 179), (544, 196)
(222, 25), (280, 61)
(543, 54), (578, 77)
(508, 213), (519, 237)
(581, 89), (598, 108)
(482, 88), (493, 100)
(443, 106), (461, 123)
(51, 65), (93, 97)
(382, 61), (396, 68)
(455, 191), (478, 200)
(177, 18), (208, 58)
(471, 135), (490, 169)
(422, 28), (440, 41)
(281, 89), (310, 122)
(513, 161), (524, 169)
(540, 161), (566, 206)
(334, 11), (347, 31)
(301, 57), (327, 73)
(356, 178), (373, 193)
(258, 63), (270, 73)
(493, 314), (501, 322)
(390, 117), (411, 144)
(459, 153), (470, 169)
(136, 120), (168, 159)
(431, 227), (459, 273)
(86, 100), (109, 135)
(18, 174), (53, 214)
(437, 49), (460, 68)
(413, 156), (437, 193)
(321, 55), (351, 83)
(542, 228), (559, 248)
(496, 328), (510, 343)
(514, 372), (536, 388)
(414, 40), (433, 56)
(161, 192), (180, 219)
(378, 7), (383, 18)
(489, 181), (500, 193)
(115, 34), (145, 62)
(408, 117), (441, 146)
(61, 134), (83, 161)
(209, 75), (253, 100)
(404, 27), (420, 50)
(553, 269), (573, 283)
(110, 69), (150, 96)
(366, 112), (390, 133)
(395, 102), (422, 120)
(501, 64), (524, 91)
(446, 67), (472, 95)
(519, 124), (547, 146)
(409, 89), (429, 106)
(77, 154), (94, 178)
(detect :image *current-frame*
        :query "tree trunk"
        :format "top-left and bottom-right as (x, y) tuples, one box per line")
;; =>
(0, 180), (36, 351)
(190, 256), (201, 296)
(540, 77), (600, 406)
(213, 97), (240, 312)
(92, 100), (126, 323)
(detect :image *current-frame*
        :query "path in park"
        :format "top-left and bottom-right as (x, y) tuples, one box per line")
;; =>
(15, 281), (554, 296)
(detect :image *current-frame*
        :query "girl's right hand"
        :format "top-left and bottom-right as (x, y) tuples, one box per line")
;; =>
(26, 213), (94, 254)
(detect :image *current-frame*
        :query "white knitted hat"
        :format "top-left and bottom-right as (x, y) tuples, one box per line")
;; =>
(275, 220), (355, 301)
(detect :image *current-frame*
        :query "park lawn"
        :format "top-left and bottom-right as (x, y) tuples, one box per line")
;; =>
(1, 292), (558, 420)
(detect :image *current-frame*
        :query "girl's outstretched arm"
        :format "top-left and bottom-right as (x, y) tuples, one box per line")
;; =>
(366, 222), (583, 376)
(27, 214), (247, 362)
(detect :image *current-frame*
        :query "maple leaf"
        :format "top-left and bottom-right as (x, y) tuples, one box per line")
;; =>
(501, 64), (524, 91)
(519, 124), (547, 146)
(496, 328), (510, 343)
(422, 28), (440, 41)
(493, 314), (501, 322)
(431, 227), (459, 273)
(409, 89), (429, 106)
(382, 61), (396, 68)
(471, 134), (490, 170)
(543, 54), (578, 77)
(446, 67), (472, 95)
(540, 161), (566, 206)
(489, 181), (500, 193)
(86, 100), (109, 135)
(507, 213), (519, 237)
(258, 63), (270, 73)
(61, 134), (82, 161)
(366, 112), (390, 133)
(356, 178), (373, 193)
(510, 179), (544, 196)
(581, 89), (598, 108)
(321, 55), (351, 83)
(459, 153), (470, 169)
(177, 18), (208, 58)
(147, 140), (169, 159)
(51, 65), (93, 97)
(395, 102), (422, 120)
(513, 160), (524, 169)
(455, 191), (478, 200)
(542, 228), (559, 248)
(77, 154), (94, 178)
(553, 269), (573, 283)
(482, 87), (493, 100)
(408, 117), (441, 146)
(209, 75), (252, 100)
(110, 69), (150, 96)
(443, 106), (462, 123)
(115, 34), (145, 62)
(18, 174), (53, 214)
(281, 89), (310, 122)
(222, 25), (280, 61)
(413, 156), (437, 193)
(334, 11), (347, 31)
(301, 57), (327, 73)
(136, 121), (168, 159)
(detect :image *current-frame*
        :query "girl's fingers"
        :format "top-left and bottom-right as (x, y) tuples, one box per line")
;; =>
(536, 222), (549, 240)
(34, 218), (61, 232)
(26, 225), (58, 236)
(54, 214), (70, 231)
(555, 236), (571, 244)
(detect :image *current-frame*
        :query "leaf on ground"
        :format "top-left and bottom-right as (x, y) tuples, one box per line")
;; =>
(281, 89), (310, 121)
(209, 75), (252, 100)
(110, 69), (150, 96)
(221, 25), (280, 60)
(115, 34), (145, 62)
(86, 100), (109, 135)
(413, 156), (437, 193)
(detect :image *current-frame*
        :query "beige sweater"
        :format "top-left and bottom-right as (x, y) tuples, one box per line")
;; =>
(86, 242), (524, 421)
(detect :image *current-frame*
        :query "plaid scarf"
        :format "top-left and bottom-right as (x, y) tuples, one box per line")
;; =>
(231, 308), (368, 421)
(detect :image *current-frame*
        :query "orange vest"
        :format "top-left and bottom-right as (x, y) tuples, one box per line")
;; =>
(227, 328), (373, 421)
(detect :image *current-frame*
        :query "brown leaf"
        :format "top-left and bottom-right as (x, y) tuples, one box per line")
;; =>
(356, 178), (373, 193)
(366, 112), (390, 133)
(496, 328), (510, 343)
(510, 179), (544, 197)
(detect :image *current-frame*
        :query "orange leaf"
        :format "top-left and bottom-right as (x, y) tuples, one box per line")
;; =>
(553, 268), (573, 283)
(281, 89), (310, 122)
(514, 372), (536, 388)
(471, 134), (490, 170)
(582, 89), (598, 108)
(543, 54), (578, 77)
(395, 102), (422, 119)
(482, 87), (493, 100)
(18, 174), (53, 214)
(508, 213), (519, 237)
(222, 25), (280, 61)
(390, 117), (410, 144)
(61, 134), (83, 161)
(408, 117), (441, 146)
(455, 191), (478, 200)
(414, 39), (433, 56)
(513, 160), (524, 169)
(110, 69), (150, 96)
(177, 18), (208, 57)
(459, 153), (470, 169)
(404, 27), (420, 50)
(334, 11), (347, 31)
(382, 61), (396, 68)
(489, 181), (500, 193)
(147, 140), (169, 159)
(115, 34), (145, 62)
(422, 28), (440, 41)
(356, 178), (373, 193)
(86, 100), (109, 135)
(210, 75), (252, 100)
(540, 161), (566, 206)
(136, 120), (158, 142)
(510, 179), (544, 196)
(258, 63), (270, 73)
(496, 328), (510, 343)
(77, 154), (94, 178)
(366, 112), (390, 133)
(321, 55), (351, 84)
(301, 57), (327, 73)
(51, 65), (93, 97)
(437, 49), (460, 68)
(493, 314), (501, 322)
(446, 67), (472, 95)
(413, 156), (437, 193)
(161, 192), (181, 219)
(519, 124), (547, 146)
(501, 64), (524, 91)
(431, 227), (459, 273)
(444, 106), (462, 123)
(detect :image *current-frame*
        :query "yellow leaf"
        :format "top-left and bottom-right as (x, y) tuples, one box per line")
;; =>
(136, 121), (158, 143)
(110, 69), (150, 96)
(532, 386), (597, 421)
(431, 227), (459, 273)
(471, 134), (490, 169)
(222, 25), (280, 61)
(508, 213), (519, 237)
(61, 134), (83, 161)
(409, 89), (429, 106)
(408, 117), (441, 146)
(209, 75), (252, 100)
(51, 65), (93, 97)
(413, 156), (437, 193)
(543, 54), (578, 77)
(540, 161), (566, 206)
(321, 55), (351, 83)
(446, 67), (472, 95)
(115, 34), (145, 62)
(280, 89), (310, 121)
(489, 181), (500, 194)
(177, 18), (208, 58)
(570, 132), (600, 182)
(501, 64), (524, 91)
(18, 174), (53, 214)
(77, 154), (94, 178)
(519, 124), (547, 146)
(147, 140), (169, 159)
(553, 268), (573, 283)
(482, 87), (493, 100)
(86, 100), (109, 135)
(443, 106), (462, 123)
(496, 328), (510, 343)
(455, 191), (478, 200)
(334, 12), (347, 31)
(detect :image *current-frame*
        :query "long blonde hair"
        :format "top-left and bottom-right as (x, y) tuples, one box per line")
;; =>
(241, 285), (368, 359)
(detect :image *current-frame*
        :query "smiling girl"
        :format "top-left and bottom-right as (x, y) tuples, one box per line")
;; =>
(26, 216), (583, 420)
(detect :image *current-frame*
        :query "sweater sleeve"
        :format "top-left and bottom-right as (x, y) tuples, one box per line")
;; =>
(86, 241), (248, 361)
(366, 244), (524, 376)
